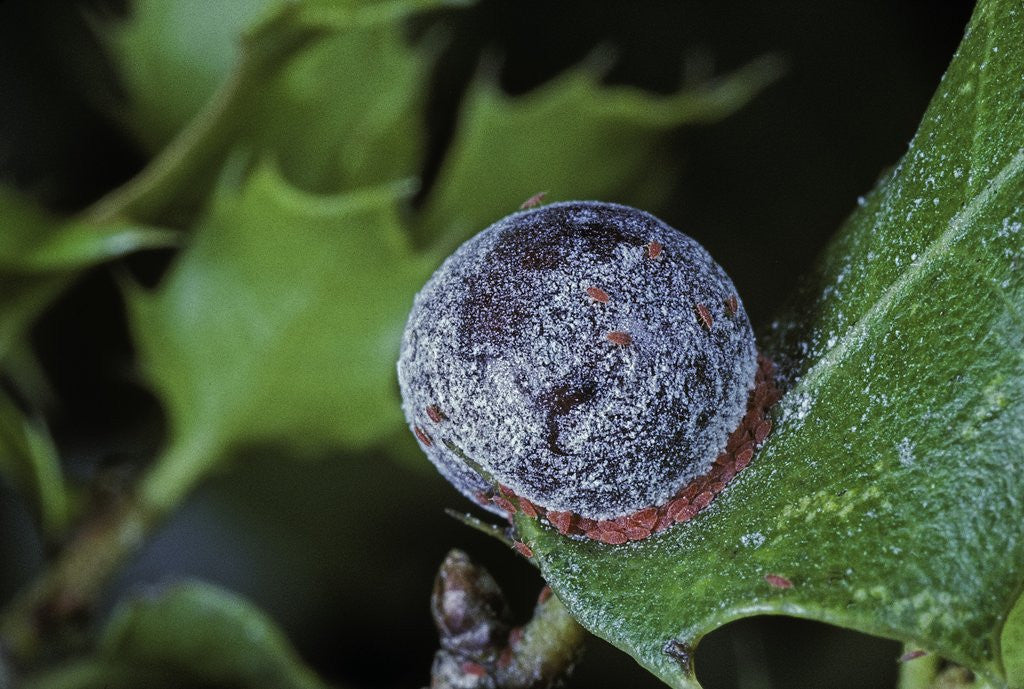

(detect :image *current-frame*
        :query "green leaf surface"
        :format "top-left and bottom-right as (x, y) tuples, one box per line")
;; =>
(415, 55), (783, 248)
(128, 162), (435, 513)
(0, 386), (68, 537)
(517, 1), (1024, 687)
(0, 188), (177, 272)
(0, 187), (177, 361)
(97, 0), (459, 217)
(1003, 592), (1024, 688)
(100, 0), (278, 153)
(23, 580), (331, 689)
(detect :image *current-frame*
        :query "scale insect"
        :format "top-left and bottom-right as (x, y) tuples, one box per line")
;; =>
(398, 201), (778, 544)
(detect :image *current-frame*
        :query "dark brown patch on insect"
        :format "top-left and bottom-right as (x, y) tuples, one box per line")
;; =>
(725, 295), (738, 315)
(663, 639), (692, 668)
(542, 381), (598, 456)
(508, 626), (524, 646)
(513, 541), (534, 558)
(519, 191), (547, 210)
(426, 404), (445, 423)
(586, 286), (610, 303)
(646, 240), (663, 259)
(606, 330), (633, 346)
(764, 573), (793, 589)
(414, 426), (433, 447)
(695, 304), (713, 331)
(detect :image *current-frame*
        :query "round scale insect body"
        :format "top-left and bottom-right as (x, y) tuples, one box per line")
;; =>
(398, 201), (772, 536)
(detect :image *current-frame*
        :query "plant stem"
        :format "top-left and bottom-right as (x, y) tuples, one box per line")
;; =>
(429, 550), (586, 689)
(493, 592), (586, 689)
(0, 499), (152, 662)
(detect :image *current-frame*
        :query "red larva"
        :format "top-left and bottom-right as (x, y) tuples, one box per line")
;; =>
(586, 286), (610, 303)
(629, 507), (659, 531)
(606, 330), (633, 346)
(695, 304), (713, 331)
(538, 586), (553, 604)
(595, 528), (628, 545)
(462, 661), (488, 677)
(764, 573), (793, 589)
(518, 496), (539, 518)
(654, 513), (674, 533)
(519, 191), (547, 210)
(625, 526), (651, 541)
(426, 404), (445, 423)
(899, 650), (927, 663)
(725, 295), (739, 315)
(547, 510), (575, 535)
(666, 497), (690, 521)
(754, 420), (773, 444)
(513, 541), (534, 558)
(672, 504), (698, 524)
(413, 426), (433, 447)
(692, 491), (714, 510)
(646, 240), (663, 259)
(508, 627), (524, 646)
(493, 496), (518, 515)
(734, 448), (754, 470)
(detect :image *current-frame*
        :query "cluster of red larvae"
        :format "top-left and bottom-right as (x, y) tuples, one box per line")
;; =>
(493, 356), (779, 546)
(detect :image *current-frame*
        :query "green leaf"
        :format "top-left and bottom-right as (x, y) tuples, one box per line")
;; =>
(0, 187), (177, 362)
(1003, 592), (1024, 688)
(517, 1), (1024, 687)
(127, 162), (435, 513)
(100, 0), (279, 153)
(89, 0), (463, 225)
(0, 189), (177, 273)
(23, 581), (331, 689)
(0, 386), (68, 537)
(415, 55), (783, 248)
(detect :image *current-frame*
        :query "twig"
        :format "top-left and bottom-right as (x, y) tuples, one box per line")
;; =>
(428, 550), (586, 689)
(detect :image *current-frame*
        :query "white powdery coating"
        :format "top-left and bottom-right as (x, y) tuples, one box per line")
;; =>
(398, 201), (758, 520)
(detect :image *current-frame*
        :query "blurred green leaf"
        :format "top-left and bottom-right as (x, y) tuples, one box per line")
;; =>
(128, 162), (435, 513)
(0, 189), (177, 272)
(23, 581), (331, 689)
(244, 8), (441, 193)
(0, 386), (67, 537)
(100, 0), (278, 153)
(518, 1), (1024, 687)
(0, 275), (66, 365)
(0, 187), (177, 361)
(1004, 593), (1024, 688)
(415, 55), (783, 248)
(90, 0), (463, 225)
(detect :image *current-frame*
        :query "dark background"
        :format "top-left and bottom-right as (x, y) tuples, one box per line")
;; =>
(0, 1), (976, 687)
